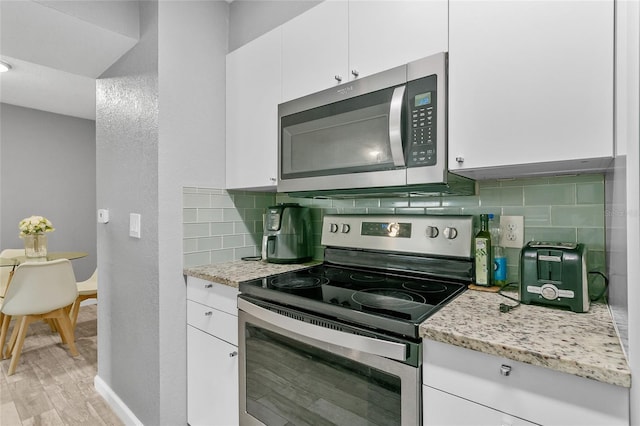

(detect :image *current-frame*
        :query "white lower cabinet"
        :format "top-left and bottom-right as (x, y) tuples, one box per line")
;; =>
(186, 277), (239, 426)
(423, 385), (536, 426)
(422, 339), (629, 426)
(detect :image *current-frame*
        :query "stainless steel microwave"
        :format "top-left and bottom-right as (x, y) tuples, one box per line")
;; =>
(277, 52), (474, 197)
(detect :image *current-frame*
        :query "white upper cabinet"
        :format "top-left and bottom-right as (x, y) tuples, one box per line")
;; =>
(281, 1), (349, 102)
(349, 0), (448, 80)
(448, 0), (614, 179)
(282, 1), (448, 103)
(226, 27), (282, 190)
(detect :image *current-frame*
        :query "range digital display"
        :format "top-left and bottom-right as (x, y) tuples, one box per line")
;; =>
(361, 222), (411, 238)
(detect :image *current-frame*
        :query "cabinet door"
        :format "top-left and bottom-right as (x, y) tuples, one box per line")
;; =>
(187, 326), (239, 426)
(423, 385), (537, 426)
(281, 1), (349, 102)
(448, 0), (614, 178)
(226, 27), (281, 190)
(349, 0), (448, 80)
(423, 339), (629, 426)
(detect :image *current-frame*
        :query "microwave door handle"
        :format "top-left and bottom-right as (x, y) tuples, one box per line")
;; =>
(388, 85), (406, 167)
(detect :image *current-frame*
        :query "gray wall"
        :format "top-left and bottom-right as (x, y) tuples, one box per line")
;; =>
(0, 103), (96, 281)
(96, 0), (161, 423)
(95, 0), (227, 424)
(228, 0), (320, 51)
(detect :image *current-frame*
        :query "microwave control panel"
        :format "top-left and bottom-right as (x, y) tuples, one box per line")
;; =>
(406, 75), (437, 167)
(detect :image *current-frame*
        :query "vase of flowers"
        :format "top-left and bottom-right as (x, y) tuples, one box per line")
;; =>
(19, 215), (54, 258)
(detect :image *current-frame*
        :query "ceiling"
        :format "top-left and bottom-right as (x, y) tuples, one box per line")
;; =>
(0, 0), (140, 120)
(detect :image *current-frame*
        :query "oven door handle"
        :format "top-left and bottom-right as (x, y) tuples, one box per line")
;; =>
(238, 298), (408, 361)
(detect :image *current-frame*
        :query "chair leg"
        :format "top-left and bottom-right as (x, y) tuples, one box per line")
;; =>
(69, 299), (81, 330)
(0, 313), (11, 359)
(7, 316), (35, 376)
(4, 315), (22, 360)
(51, 309), (78, 357)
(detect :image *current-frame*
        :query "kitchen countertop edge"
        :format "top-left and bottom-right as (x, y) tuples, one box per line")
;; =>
(420, 291), (631, 388)
(183, 259), (321, 288)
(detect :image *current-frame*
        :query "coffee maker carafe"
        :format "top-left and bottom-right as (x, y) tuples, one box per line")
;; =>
(262, 203), (312, 264)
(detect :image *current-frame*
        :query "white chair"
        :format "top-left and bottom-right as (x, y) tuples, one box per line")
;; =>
(69, 269), (97, 329)
(1, 259), (79, 376)
(0, 249), (24, 358)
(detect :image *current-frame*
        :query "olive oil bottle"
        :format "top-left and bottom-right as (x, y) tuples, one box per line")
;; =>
(474, 214), (492, 286)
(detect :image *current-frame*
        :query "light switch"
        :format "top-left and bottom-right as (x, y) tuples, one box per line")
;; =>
(97, 209), (109, 224)
(129, 213), (141, 238)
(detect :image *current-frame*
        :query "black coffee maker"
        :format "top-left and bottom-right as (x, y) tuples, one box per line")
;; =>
(262, 203), (312, 264)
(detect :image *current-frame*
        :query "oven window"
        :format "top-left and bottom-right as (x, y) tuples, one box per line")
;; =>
(245, 324), (402, 426)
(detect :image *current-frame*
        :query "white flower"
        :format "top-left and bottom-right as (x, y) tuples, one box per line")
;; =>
(18, 215), (55, 236)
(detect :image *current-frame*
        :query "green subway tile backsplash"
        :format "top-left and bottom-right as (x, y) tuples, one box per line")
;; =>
(184, 174), (606, 276)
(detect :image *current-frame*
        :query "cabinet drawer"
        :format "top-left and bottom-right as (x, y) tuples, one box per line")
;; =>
(186, 276), (238, 316)
(187, 300), (238, 346)
(423, 385), (536, 426)
(423, 340), (628, 426)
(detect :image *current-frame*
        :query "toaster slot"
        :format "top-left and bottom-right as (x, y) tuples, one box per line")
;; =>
(537, 250), (563, 283)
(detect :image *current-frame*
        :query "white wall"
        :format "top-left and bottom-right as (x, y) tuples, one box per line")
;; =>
(609, 0), (640, 423)
(158, 0), (228, 421)
(0, 103), (96, 281)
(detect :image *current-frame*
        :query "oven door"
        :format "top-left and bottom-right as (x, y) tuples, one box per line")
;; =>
(238, 297), (421, 426)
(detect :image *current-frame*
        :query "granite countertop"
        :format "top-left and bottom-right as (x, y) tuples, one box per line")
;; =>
(183, 259), (320, 287)
(420, 289), (631, 388)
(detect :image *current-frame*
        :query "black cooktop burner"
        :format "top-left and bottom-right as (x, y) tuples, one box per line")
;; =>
(271, 276), (328, 289)
(239, 264), (467, 338)
(352, 288), (426, 309)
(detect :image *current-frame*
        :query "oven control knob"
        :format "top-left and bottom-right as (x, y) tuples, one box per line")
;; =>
(425, 226), (439, 238)
(387, 222), (400, 236)
(341, 224), (351, 233)
(443, 227), (458, 239)
(330, 223), (339, 233)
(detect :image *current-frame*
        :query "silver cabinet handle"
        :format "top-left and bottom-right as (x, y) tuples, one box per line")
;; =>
(334, 75), (342, 82)
(229, 351), (238, 358)
(455, 156), (464, 164)
(269, 177), (276, 183)
(500, 364), (512, 376)
(204, 311), (213, 317)
(351, 69), (359, 77)
(204, 283), (213, 289)
(389, 86), (407, 167)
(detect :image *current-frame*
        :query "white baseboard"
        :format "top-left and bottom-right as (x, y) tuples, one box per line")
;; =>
(94, 375), (143, 426)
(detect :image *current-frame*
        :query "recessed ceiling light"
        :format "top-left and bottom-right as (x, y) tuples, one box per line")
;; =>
(0, 61), (13, 73)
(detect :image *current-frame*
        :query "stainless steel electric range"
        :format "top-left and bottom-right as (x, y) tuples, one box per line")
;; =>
(238, 214), (475, 426)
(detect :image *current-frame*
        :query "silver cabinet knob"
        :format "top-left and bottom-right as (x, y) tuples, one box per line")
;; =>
(229, 351), (238, 358)
(204, 311), (213, 317)
(500, 364), (512, 376)
(426, 226), (439, 238)
(269, 177), (277, 183)
(455, 156), (464, 164)
(329, 223), (339, 233)
(341, 224), (350, 233)
(204, 283), (213, 289)
(443, 227), (458, 239)
(351, 69), (359, 77)
(334, 75), (343, 82)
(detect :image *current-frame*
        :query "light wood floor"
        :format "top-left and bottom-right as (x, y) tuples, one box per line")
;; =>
(0, 305), (124, 425)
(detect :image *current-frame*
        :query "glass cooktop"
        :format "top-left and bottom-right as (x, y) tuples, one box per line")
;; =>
(239, 264), (467, 339)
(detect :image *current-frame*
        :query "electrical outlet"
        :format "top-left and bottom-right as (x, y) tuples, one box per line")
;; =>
(499, 215), (524, 248)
